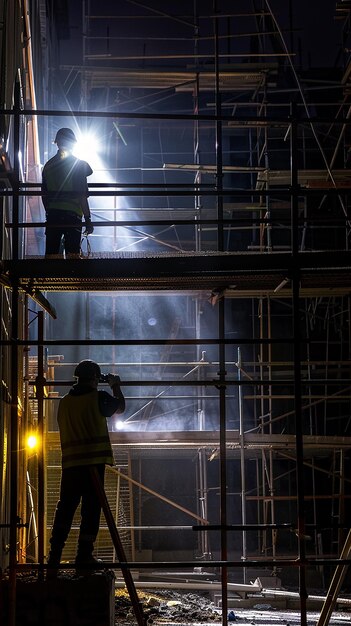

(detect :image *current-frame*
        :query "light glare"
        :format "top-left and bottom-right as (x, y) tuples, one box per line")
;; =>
(73, 132), (100, 161)
(27, 435), (38, 449)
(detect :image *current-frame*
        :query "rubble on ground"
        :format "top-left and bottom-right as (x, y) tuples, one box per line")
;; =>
(115, 588), (222, 624)
(115, 588), (351, 626)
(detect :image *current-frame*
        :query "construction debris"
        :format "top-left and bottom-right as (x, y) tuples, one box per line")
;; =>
(115, 588), (221, 624)
(114, 588), (351, 626)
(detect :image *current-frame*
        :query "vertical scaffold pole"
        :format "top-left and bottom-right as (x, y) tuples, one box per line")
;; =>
(290, 102), (307, 626)
(9, 76), (21, 626)
(35, 311), (46, 579)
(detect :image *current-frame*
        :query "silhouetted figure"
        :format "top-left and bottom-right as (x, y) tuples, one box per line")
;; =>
(42, 128), (93, 257)
(47, 360), (125, 577)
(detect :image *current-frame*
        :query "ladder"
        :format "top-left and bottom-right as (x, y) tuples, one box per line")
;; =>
(90, 467), (145, 626)
(316, 528), (351, 626)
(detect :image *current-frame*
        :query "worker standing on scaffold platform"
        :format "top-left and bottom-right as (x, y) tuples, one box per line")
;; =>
(47, 360), (125, 577)
(42, 127), (94, 257)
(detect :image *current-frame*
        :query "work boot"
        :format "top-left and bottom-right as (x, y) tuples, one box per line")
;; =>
(75, 554), (103, 576)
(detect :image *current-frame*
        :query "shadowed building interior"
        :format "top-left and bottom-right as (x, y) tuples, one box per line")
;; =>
(1, 2), (351, 625)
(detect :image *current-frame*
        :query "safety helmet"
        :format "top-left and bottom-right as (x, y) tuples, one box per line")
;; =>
(74, 360), (101, 380)
(54, 127), (77, 146)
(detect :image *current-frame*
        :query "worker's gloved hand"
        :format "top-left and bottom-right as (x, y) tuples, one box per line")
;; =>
(83, 218), (94, 235)
(108, 374), (121, 387)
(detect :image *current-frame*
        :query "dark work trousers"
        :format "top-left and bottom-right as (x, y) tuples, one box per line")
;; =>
(45, 209), (82, 256)
(49, 464), (105, 558)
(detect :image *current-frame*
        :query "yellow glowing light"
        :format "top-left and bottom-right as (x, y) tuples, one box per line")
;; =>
(27, 435), (38, 450)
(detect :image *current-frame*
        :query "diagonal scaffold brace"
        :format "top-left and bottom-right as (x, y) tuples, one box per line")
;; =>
(316, 528), (351, 626)
(89, 466), (146, 626)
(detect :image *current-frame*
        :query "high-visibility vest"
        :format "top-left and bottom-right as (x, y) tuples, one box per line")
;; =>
(42, 152), (93, 216)
(58, 390), (114, 469)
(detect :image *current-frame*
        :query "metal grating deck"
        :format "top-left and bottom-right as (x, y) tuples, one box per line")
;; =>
(2, 250), (351, 294)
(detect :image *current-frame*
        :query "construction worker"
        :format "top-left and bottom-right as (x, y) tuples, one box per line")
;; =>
(42, 127), (94, 257)
(47, 360), (125, 577)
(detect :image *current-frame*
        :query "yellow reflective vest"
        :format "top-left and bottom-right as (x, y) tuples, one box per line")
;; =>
(58, 390), (114, 469)
(42, 151), (93, 216)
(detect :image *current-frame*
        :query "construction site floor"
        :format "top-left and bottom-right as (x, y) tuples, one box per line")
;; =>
(2, 573), (351, 626)
(116, 587), (350, 626)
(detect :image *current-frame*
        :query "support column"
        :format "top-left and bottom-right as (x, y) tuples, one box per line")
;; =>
(36, 311), (46, 578)
(9, 76), (21, 626)
(290, 102), (307, 626)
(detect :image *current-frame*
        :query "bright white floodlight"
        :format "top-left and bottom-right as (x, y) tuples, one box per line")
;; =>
(73, 132), (100, 162)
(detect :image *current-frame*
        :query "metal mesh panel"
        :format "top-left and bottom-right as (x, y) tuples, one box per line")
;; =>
(46, 444), (133, 562)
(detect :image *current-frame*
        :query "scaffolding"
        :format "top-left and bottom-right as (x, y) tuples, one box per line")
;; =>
(1, 2), (351, 626)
